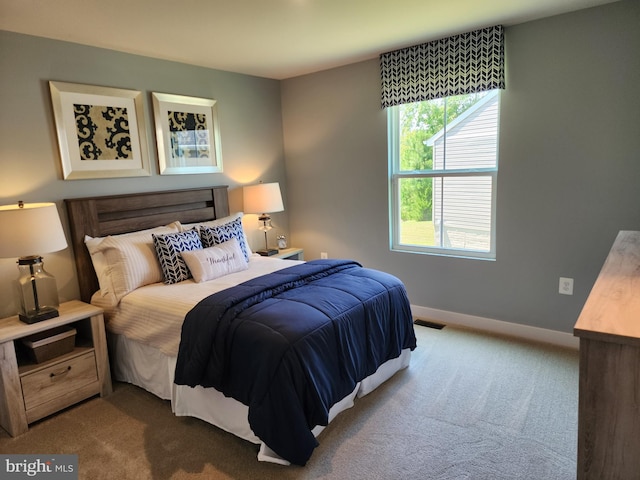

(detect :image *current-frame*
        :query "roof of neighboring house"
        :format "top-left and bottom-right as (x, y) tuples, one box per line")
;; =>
(425, 90), (500, 146)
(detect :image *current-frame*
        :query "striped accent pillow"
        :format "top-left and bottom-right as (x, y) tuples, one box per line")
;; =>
(91, 222), (181, 301)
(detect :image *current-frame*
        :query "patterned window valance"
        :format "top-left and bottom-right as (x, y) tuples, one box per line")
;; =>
(380, 25), (505, 108)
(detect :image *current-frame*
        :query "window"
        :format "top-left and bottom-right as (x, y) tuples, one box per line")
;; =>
(389, 90), (499, 259)
(381, 25), (504, 259)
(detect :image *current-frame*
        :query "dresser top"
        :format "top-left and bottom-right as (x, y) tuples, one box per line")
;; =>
(574, 231), (640, 346)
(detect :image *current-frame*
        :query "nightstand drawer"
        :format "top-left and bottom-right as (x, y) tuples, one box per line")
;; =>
(21, 351), (98, 411)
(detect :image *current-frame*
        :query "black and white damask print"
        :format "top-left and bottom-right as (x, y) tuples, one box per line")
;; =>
(73, 104), (132, 160)
(168, 111), (210, 159)
(380, 25), (505, 108)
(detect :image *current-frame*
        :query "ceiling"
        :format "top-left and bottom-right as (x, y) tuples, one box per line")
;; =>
(0, 0), (620, 79)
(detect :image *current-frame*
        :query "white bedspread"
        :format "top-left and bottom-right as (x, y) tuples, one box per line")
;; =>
(96, 254), (412, 464)
(93, 255), (303, 355)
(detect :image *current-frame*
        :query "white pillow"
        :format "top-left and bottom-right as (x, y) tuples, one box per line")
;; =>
(181, 212), (252, 256)
(84, 235), (115, 299)
(180, 237), (248, 283)
(86, 222), (181, 301)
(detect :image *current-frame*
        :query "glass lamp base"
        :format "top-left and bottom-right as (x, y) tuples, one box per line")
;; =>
(19, 306), (59, 324)
(16, 255), (60, 324)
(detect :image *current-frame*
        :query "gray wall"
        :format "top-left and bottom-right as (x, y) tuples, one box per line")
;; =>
(1, 1), (638, 334)
(0, 32), (288, 318)
(281, 0), (640, 333)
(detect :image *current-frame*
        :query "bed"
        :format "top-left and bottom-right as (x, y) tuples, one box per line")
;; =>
(65, 186), (417, 465)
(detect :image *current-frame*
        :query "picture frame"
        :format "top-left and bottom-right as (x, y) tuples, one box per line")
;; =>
(49, 81), (151, 180)
(152, 92), (223, 175)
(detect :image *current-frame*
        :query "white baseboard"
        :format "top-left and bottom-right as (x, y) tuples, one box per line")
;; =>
(411, 305), (579, 350)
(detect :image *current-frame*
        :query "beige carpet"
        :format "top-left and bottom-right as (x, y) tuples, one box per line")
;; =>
(0, 325), (579, 479)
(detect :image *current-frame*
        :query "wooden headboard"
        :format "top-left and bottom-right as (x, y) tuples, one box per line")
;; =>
(65, 186), (229, 303)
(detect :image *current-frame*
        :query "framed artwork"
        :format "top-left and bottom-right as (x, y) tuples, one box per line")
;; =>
(49, 81), (151, 180)
(152, 92), (223, 175)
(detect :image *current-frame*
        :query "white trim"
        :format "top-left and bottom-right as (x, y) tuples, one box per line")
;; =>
(411, 305), (579, 349)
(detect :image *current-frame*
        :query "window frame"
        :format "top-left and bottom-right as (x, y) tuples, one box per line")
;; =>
(388, 92), (500, 260)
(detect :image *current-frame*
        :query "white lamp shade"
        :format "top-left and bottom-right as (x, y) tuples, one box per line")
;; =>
(243, 182), (284, 214)
(0, 202), (68, 258)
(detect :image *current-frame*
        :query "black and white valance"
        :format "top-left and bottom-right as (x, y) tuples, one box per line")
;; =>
(380, 25), (505, 108)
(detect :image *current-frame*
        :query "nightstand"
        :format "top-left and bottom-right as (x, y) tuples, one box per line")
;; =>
(272, 247), (304, 260)
(0, 300), (112, 437)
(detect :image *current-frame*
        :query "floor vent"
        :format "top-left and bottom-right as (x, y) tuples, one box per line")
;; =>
(414, 318), (446, 330)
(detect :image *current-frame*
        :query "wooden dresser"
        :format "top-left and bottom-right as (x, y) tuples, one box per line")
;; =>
(574, 231), (640, 480)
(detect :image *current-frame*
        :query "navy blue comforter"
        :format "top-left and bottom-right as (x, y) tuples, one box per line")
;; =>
(174, 259), (416, 465)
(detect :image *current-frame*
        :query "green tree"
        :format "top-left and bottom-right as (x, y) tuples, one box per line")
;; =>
(398, 93), (487, 221)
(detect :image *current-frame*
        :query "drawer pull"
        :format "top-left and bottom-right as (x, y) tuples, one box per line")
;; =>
(50, 366), (72, 380)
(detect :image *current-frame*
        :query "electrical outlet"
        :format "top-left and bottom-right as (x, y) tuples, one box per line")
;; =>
(559, 277), (574, 295)
(320, 252), (328, 259)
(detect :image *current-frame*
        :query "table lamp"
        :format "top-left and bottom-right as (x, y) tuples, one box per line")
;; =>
(243, 182), (284, 256)
(0, 202), (68, 323)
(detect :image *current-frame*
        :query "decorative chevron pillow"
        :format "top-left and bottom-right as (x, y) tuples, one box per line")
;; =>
(181, 212), (252, 257)
(152, 229), (203, 284)
(199, 216), (251, 261)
